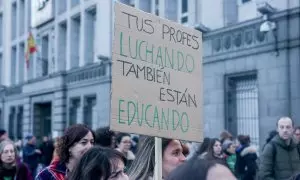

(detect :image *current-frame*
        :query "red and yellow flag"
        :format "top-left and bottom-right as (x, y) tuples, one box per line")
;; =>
(25, 32), (37, 68)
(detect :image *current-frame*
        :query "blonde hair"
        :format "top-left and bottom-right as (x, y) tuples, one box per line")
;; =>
(128, 136), (180, 180)
(0, 140), (17, 164)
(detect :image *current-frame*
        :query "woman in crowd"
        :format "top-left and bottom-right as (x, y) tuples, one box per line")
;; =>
(235, 135), (257, 180)
(115, 133), (135, 168)
(204, 138), (227, 166)
(195, 137), (210, 159)
(0, 140), (32, 180)
(128, 136), (186, 180)
(220, 131), (233, 144)
(35, 124), (95, 180)
(68, 146), (128, 180)
(166, 158), (236, 180)
(222, 140), (237, 174)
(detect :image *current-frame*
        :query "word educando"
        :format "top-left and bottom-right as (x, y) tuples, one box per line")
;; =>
(118, 98), (190, 133)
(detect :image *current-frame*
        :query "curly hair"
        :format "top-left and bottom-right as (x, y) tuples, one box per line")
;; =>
(56, 124), (95, 164)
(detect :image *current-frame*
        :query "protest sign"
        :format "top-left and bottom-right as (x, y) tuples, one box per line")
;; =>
(111, 2), (203, 142)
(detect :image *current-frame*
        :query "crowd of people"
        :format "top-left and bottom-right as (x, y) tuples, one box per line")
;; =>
(1, 116), (300, 179)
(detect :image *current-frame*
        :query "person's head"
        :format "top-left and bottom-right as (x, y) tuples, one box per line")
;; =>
(294, 127), (300, 143)
(0, 140), (17, 166)
(0, 129), (8, 142)
(166, 158), (236, 180)
(196, 137), (210, 156)
(162, 139), (187, 177)
(222, 140), (235, 155)
(68, 146), (128, 180)
(207, 138), (222, 157)
(238, 135), (250, 146)
(277, 117), (294, 140)
(43, 136), (49, 142)
(56, 124), (95, 165)
(128, 136), (186, 179)
(95, 127), (115, 148)
(220, 131), (233, 144)
(116, 133), (131, 153)
(26, 135), (36, 145)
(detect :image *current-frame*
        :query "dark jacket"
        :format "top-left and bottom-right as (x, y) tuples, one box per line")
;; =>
(35, 157), (66, 180)
(258, 135), (300, 180)
(204, 153), (228, 167)
(39, 141), (54, 166)
(235, 145), (257, 180)
(23, 144), (40, 174)
(0, 162), (33, 180)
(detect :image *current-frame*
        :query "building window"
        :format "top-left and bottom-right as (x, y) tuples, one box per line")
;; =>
(225, 72), (259, 147)
(37, 35), (49, 77)
(181, 0), (188, 24)
(11, 46), (17, 85)
(69, 98), (80, 126)
(11, 3), (17, 40)
(84, 8), (96, 64)
(0, 14), (3, 47)
(242, 0), (251, 3)
(71, 0), (80, 8)
(139, 0), (151, 13)
(19, 0), (25, 36)
(16, 106), (23, 139)
(70, 15), (81, 69)
(19, 43), (25, 83)
(57, 0), (67, 15)
(8, 107), (16, 140)
(83, 96), (96, 129)
(0, 54), (2, 85)
(0, 109), (2, 127)
(58, 21), (67, 71)
(182, 0), (188, 13)
(120, 0), (135, 7)
(155, 0), (159, 15)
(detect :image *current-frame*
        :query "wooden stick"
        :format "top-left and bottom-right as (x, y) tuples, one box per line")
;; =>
(154, 137), (162, 180)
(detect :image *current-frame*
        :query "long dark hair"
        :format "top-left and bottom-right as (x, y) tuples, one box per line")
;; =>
(166, 158), (217, 180)
(94, 127), (115, 147)
(238, 135), (250, 146)
(56, 124), (95, 164)
(195, 137), (210, 156)
(206, 138), (221, 158)
(68, 146), (126, 180)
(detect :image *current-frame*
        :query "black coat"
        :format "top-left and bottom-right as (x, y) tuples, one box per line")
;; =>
(23, 144), (39, 174)
(235, 145), (258, 180)
(39, 141), (54, 166)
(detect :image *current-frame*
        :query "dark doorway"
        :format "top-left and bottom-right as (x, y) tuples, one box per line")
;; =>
(33, 102), (52, 141)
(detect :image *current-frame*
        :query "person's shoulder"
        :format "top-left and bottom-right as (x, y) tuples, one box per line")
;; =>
(35, 167), (54, 179)
(262, 142), (275, 153)
(241, 146), (257, 157)
(18, 162), (30, 169)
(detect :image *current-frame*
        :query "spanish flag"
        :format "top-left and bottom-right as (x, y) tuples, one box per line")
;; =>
(25, 32), (37, 68)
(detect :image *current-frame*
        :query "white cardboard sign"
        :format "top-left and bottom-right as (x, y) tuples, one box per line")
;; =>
(111, 2), (203, 142)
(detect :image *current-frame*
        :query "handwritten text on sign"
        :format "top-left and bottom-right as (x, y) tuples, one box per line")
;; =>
(111, 2), (203, 142)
